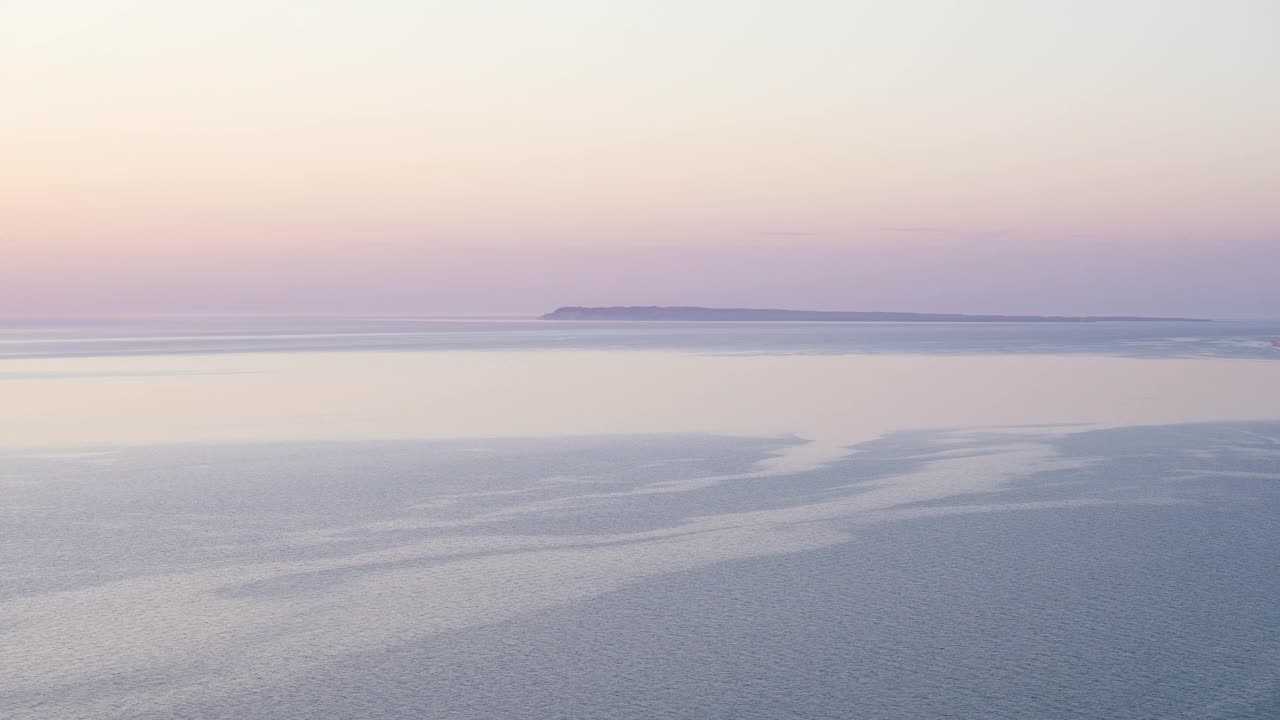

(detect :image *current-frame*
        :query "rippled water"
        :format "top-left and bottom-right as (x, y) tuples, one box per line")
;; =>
(2, 316), (1278, 359)
(3, 319), (1280, 719)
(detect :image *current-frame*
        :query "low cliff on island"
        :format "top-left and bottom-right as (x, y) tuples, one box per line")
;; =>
(539, 306), (1210, 322)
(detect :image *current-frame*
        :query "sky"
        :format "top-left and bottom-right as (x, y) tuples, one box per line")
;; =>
(3, 0), (1278, 317)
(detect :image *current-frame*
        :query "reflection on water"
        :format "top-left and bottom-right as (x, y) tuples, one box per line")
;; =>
(3, 350), (1280, 470)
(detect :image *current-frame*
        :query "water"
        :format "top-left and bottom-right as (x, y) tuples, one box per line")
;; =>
(3, 319), (1280, 719)
(2, 316), (1279, 359)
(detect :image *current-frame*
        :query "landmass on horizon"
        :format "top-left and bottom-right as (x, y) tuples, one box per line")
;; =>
(540, 307), (1212, 322)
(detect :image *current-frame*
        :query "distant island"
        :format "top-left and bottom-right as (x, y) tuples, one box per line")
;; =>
(540, 306), (1211, 322)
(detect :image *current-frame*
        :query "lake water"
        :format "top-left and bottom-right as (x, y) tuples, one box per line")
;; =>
(3, 318), (1280, 719)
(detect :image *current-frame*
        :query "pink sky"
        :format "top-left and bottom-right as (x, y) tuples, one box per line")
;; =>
(5, 234), (1277, 318)
(4, 1), (1278, 317)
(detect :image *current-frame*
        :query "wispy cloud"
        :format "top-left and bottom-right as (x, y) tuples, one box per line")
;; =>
(752, 231), (824, 238)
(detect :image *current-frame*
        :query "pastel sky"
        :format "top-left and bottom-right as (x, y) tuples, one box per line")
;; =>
(4, 1), (1279, 316)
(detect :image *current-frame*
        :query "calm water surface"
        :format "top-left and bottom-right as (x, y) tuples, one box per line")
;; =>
(3, 318), (1280, 719)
